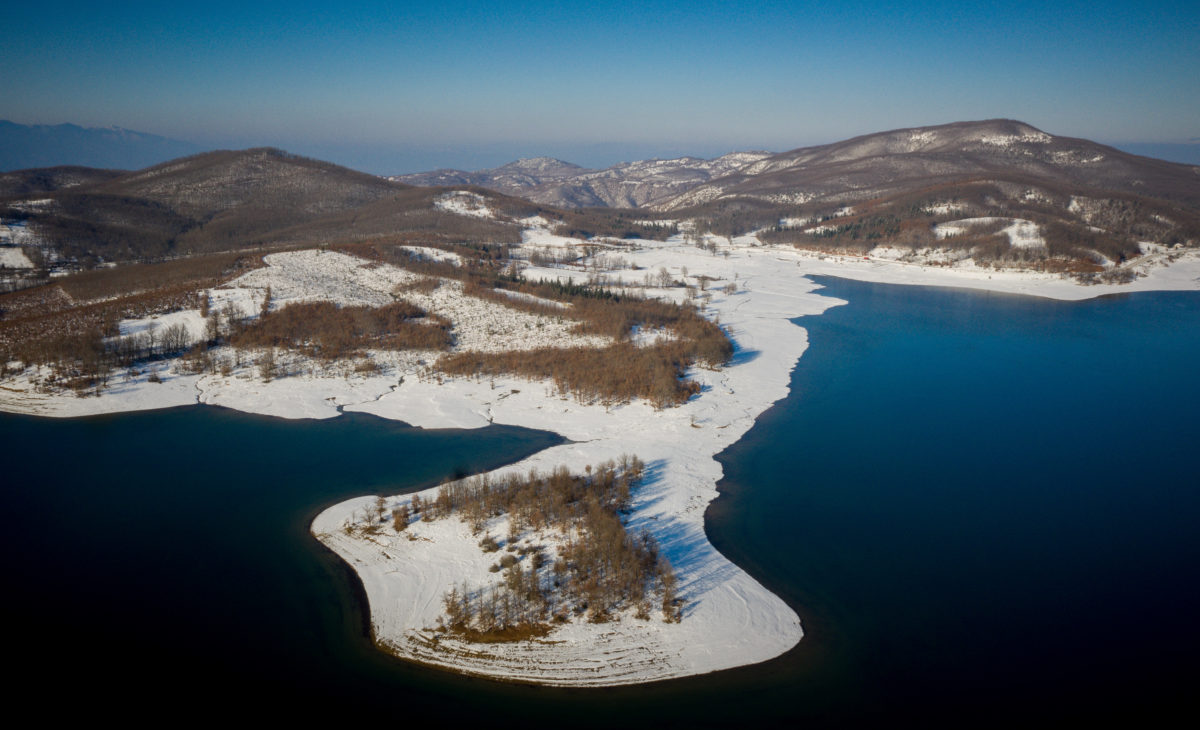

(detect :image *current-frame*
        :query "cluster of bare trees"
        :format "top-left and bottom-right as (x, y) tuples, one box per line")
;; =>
(230, 300), (453, 360)
(391, 456), (682, 640)
(1041, 220), (1140, 263)
(440, 339), (703, 408)
(556, 210), (678, 241)
(525, 246), (579, 268)
(109, 321), (191, 364)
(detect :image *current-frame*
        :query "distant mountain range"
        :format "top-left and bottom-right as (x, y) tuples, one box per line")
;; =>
(2, 120), (1196, 276)
(0, 120), (201, 172)
(390, 152), (774, 208)
(394, 121), (1200, 217)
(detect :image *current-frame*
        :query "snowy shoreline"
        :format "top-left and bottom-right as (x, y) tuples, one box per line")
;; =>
(3, 239), (1198, 686)
(783, 244), (1200, 301)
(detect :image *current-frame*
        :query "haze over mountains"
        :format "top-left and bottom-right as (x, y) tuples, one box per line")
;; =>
(4, 118), (1199, 178)
(0, 120), (201, 172)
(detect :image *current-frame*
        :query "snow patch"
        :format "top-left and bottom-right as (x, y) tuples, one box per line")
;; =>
(399, 246), (463, 266)
(0, 246), (34, 268)
(435, 191), (495, 219)
(978, 132), (1052, 146)
(935, 218), (1043, 249)
(1003, 219), (1044, 249)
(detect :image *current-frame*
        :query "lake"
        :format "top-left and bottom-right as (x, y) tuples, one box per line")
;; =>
(4, 277), (1197, 724)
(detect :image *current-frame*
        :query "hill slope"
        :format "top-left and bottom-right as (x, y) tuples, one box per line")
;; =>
(650, 121), (1199, 272)
(0, 149), (539, 267)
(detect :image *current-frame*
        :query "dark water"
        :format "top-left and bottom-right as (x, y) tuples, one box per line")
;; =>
(709, 278), (1200, 725)
(4, 279), (1198, 725)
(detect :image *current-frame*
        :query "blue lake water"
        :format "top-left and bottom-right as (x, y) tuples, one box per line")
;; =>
(3, 277), (1197, 724)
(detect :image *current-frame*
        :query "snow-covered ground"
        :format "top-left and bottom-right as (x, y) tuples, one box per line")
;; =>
(1, 226), (1198, 687)
(0, 246), (34, 268)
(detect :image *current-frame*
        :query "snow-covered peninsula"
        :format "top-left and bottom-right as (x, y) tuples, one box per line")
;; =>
(3, 224), (1198, 687)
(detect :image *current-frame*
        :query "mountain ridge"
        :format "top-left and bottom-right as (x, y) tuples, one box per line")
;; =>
(654, 119), (1200, 212)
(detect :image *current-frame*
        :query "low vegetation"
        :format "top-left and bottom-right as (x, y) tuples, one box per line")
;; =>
(231, 300), (453, 359)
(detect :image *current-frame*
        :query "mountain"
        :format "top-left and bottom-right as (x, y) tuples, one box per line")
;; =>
(391, 151), (773, 208)
(0, 120), (202, 172)
(653, 120), (1200, 270)
(655, 119), (1200, 212)
(0, 148), (539, 266)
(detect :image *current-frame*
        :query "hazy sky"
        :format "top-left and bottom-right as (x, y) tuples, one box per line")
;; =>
(3, 0), (1197, 172)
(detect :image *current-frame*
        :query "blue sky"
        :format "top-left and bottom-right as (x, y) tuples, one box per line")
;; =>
(3, 1), (1197, 172)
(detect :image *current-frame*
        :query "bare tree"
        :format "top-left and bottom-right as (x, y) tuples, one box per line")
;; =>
(259, 348), (278, 382)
